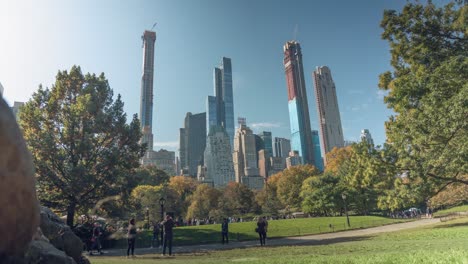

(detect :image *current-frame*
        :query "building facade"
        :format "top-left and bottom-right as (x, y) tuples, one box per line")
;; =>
(204, 126), (235, 187)
(286, 151), (303, 168)
(283, 41), (316, 166)
(360, 129), (374, 146)
(140, 30), (156, 152)
(179, 112), (206, 177)
(11, 101), (24, 120)
(313, 66), (344, 165)
(233, 124), (259, 181)
(312, 130), (324, 171)
(142, 149), (176, 176)
(206, 96), (218, 135)
(269, 157), (286, 176)
(274, 137), (291, 158)
(259, 131), (273, 158)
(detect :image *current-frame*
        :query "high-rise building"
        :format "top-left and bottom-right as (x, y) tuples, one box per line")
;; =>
(233, 124), (264, 189)
(11, 101), (24, 121)
(313, 66), (344, 165)
(142, 149), (176, 176)
(179, 112), (206, 177)
(140, 30), (156, 152)
(360, 129), (374, 146)
(204, 126), (235, 187)
(312, 130), (324, 171)
(269, 157), (286, 176)
(286, 151), (303, 168)
(175, 157), (181, 176)
(258, 149), (270, 178)
(259, 131), (273, 157)
(206, 96), (218, 135)
(238, 117), (246, 127)
(283, 41), (316, 165)
(274, 137), (291, 158)
(212, 57), (234, 146)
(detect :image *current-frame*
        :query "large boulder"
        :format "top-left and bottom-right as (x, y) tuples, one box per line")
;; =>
(40, 207), (83, 262)
(25, 240), (76, 264)
(0, 96), (40, 257)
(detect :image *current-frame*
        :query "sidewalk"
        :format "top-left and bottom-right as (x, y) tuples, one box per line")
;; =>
(95, 218), (439, 257)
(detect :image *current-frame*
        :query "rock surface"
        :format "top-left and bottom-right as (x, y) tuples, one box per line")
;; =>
(39, 206), (83, 262)
(0, 96), (40, 256)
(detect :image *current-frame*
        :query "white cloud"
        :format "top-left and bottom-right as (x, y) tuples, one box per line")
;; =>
(153, 141), (179, 149)
(376, 90), (388, 100)
(250, 122), (282, 129)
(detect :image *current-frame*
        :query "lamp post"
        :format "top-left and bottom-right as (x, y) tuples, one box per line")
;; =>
(342, 193), (350, 228)
(159, 197), (166, 242)
(145, 207), (150, 228)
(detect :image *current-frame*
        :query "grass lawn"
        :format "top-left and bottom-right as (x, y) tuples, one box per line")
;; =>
(110, 216), (408, 248)
(434, 204), (468, 217)
(90, 217), (468, 264)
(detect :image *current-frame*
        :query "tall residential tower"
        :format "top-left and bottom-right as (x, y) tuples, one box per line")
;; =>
(283, 41), (316, 165)
(313, 66), (344, 164)
(140, 30), (156, 151)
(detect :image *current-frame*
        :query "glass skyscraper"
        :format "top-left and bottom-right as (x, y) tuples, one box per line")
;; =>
(283, 41), (316, 165)
(206, 96), (218, 134)
(312, 130), (324, 171)
(140, 30), (156, 152)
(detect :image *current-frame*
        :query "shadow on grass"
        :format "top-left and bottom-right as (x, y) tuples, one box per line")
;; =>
(269, 235), (372, 247)
(433, 222), (468, 229)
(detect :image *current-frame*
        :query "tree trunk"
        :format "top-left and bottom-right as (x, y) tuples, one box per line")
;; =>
(67, 201), (76, 227)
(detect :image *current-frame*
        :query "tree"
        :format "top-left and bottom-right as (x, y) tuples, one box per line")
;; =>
(186, 184), (222, 220)
(301, 173), (343, 216)
(324, 146), (353, 174)
(133, 165), (169, 186)
(130, 185), (164, 220)
(276, 165), (321, 210)
(19, 66), (145, 226)
(223, 182), (257, 215)
(379, 1), (467, 197)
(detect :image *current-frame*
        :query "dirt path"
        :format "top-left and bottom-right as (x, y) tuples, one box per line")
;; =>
(96, 218), (440, 257)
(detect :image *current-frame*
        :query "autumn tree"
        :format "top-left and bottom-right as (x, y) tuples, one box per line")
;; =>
(186, 184), (222, 220)
(276, 165), (321, 210)
(379, 1), (467, 197)
(19, 66), (145, 226)
(301, 173), (343, 216)
(133, 165), (170, 186)
(131, 185), (164, 220)
(223, 182), (257, 215)
(324, 146), (353, 174)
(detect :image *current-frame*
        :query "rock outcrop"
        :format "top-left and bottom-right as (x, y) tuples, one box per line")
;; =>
(0, 95), (40, 257)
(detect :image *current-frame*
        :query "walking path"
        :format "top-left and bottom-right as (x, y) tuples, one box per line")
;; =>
(97, 218), (440, 257)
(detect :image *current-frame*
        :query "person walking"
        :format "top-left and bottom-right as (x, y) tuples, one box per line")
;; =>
(162, 215), (175, 256)
(90, 222), (103, 255)
(127, 219), (137, 258)
(151, 221), (160, 248)
(221, 218), (229, 244)
(257, 216), (267, 246)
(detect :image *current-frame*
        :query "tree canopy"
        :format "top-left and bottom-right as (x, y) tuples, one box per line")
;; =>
(19, 66), (145, 226)
(378, 1), (467, 197)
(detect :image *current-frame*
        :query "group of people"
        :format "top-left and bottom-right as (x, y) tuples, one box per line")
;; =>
(126, 214), (176, 258)
(124, 215), (270, 258)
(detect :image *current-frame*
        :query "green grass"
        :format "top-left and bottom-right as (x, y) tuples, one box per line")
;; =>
(90, 217), (468, 264)
(109, 216), (408, 248)
(434, 204), (468, 217)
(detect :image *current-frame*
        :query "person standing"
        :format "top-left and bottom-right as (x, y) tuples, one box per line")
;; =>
(162, 215), (175, 256)
(257, 217), (267, 246)
(127, 219), (137, 258)
(151, 221), (160, 248)
(91, 222), (103, 255)
(221, 218), (229, 244)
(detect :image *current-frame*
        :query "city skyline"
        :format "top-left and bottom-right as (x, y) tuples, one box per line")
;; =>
(0, 0), (413, 155)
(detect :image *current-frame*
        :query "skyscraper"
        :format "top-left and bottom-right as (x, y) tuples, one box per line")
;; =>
(179, 112), (206, 177)
(140, 30), (156, 152)
(233, 124), (264, 189)
(259, 131), (273, 157)
(283, 41), (316, 165)
(313, 66), (344, 164)
(312, 130), (324, 171)
(360, 129), (374, 146)
(204, 126), (235, 187)
(206, 96), (218, 135)
(212, 57), (234, 146)
(274, 137), (291, 158)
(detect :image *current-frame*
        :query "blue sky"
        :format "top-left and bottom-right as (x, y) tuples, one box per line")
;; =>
(1, 0), (426, 154)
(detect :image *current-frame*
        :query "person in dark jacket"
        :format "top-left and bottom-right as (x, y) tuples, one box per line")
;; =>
(91, 222), (103, 255)
(162, 215), (175, 256)
(127, 219), (137, 258)
(257, 216), (268, 246)
(221, 218), (229, 244)
(151, 221), (160, 248)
